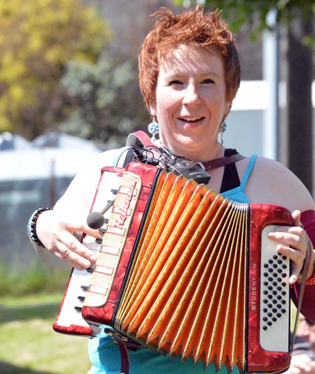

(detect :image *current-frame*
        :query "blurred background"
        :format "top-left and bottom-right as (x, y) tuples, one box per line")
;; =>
(0, 0), (314, 373)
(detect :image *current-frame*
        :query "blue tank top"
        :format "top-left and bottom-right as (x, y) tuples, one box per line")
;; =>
(88, 152), (258, 374)
(221, 154), (257, 203)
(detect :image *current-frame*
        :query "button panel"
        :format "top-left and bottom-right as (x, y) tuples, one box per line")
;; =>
(259, 225), (290, 352)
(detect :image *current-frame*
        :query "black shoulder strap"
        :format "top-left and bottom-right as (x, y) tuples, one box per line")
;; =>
(202, 153), (245, 171)
(122, 148), (135, 168)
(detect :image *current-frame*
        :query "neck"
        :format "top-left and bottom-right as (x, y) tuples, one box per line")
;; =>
(211, 142), (224, 161)
(160, 140), (224, 162)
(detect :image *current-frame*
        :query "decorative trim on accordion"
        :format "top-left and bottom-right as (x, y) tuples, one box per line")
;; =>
(83, 171), (142, 308)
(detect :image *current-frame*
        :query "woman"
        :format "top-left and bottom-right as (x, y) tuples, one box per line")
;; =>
(29, 6), (315, 374)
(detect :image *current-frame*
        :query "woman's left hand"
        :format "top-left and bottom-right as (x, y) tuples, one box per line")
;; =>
(268, 210), (315, 285)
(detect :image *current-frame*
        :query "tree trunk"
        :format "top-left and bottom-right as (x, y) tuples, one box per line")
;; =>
(287, 16), (313, 194)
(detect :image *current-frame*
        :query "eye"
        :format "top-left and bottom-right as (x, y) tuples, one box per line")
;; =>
(201, 78), (215, 84)
(169, 80), (184, 86)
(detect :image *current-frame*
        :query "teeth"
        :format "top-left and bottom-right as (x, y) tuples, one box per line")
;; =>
(180, 117), (202, 122)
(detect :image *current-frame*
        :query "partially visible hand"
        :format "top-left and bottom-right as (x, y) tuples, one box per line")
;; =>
(283, 354), (315, 374)
(268, 210), (314, 285)
(36, 209), (102, 270)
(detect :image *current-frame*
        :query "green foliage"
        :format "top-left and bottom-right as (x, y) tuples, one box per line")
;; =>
(175, 0), (315, 34)
(0, 0), (110, 139)
(60, 58), (149, 146)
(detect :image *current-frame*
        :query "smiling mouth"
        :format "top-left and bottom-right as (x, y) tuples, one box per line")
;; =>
(178, 116), (205, 123)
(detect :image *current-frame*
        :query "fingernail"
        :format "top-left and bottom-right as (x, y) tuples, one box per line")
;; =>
(289, 275), (297, 285)
(83, 260), (90, 267)
(90, 255), (97, 262)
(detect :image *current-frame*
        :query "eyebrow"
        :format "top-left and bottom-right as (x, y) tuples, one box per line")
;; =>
(162, 70), (221, 79)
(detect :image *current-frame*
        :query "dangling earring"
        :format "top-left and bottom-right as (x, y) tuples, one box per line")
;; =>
(220, 122), (227, 145)
(148, 119), (159, 142)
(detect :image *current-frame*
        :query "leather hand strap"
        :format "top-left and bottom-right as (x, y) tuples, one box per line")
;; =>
(113, 334), (130, 374)
(290, 236), (313, 352)
(105, 327), (141, 374)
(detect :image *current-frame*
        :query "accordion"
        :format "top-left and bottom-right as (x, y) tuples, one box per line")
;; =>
(54, 162), (293, 373)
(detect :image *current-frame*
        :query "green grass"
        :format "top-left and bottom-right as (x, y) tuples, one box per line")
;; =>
(0, 260), (92, 373)
(0, 292), (92, 374)
(0, 261), (70, 297)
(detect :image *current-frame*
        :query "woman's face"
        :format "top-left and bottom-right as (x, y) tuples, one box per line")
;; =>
(150, 44), (231, 161)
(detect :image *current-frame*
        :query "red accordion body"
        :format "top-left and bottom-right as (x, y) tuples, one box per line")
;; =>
(54, 162), (293, 373)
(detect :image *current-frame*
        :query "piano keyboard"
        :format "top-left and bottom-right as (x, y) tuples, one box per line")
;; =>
(53, 170), (123, 336)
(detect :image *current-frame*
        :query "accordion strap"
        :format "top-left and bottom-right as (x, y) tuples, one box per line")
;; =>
(126, 131), (157, 148)
(104, 327), (141, 374)
(126, 131), (245, 170)
(202, 153), (245, 170)
(112, 334), (130, 374)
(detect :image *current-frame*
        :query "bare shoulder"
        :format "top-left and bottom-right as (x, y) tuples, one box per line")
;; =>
(244, 156), (315, 212)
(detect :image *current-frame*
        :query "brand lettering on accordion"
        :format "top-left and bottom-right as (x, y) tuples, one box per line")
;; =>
(251, 264), (257, 311)
(53, 162), (297, 373)
(113, 181), (137, 228)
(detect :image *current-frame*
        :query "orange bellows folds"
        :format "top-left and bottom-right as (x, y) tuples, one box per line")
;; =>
(114, 173), (247, 371)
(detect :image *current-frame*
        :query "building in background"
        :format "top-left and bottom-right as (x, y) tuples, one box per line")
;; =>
(0, 133), (100, 268)
(86, 0), (314, 194)
(2, 0), (314, 270)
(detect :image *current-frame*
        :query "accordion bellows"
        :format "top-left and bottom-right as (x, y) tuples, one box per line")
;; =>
(55, 162), (293, 373)
(115, 172), (247, 370)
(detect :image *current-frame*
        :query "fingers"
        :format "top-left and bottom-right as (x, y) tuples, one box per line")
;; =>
(60, 220), (102, 270)
(37, 210), (102, 270)
(268, 212), (308, 285)
(292, 210), (302, 226)
(56, 231), (98, 269)
(57, 214), (102, 240)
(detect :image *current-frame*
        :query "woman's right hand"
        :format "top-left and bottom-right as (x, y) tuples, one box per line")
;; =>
(36, 209), (102, 270)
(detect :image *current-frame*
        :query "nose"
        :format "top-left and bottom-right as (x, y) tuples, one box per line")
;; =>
(182, 84), (201, 107)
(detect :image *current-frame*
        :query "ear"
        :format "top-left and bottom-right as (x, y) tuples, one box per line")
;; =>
(149, 101), (157, 117)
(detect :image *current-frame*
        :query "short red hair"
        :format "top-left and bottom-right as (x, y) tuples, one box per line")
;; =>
(139, 6), (241, 111)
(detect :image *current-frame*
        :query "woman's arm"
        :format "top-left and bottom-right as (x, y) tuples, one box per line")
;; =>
(292, 210), (315, 323)
(244, 157), (315, 321)
(31, 149), (121, 269)
(245, 157), (315, 213)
